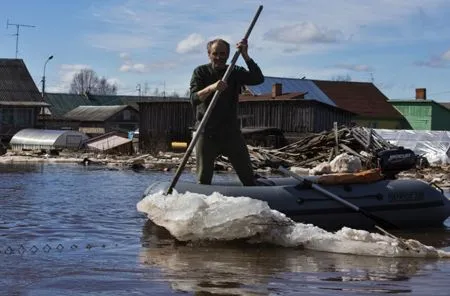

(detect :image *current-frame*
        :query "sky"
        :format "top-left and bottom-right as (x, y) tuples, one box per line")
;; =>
(1, 0), (450, 101)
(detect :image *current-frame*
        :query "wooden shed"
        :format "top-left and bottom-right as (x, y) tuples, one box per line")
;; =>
(138, 99), (193, 153)
(63, 105), (139, 136)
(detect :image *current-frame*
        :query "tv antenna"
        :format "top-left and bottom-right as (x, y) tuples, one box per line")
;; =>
(6, 19), (36, 58)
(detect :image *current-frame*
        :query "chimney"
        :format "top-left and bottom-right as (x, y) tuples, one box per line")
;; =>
(415, 88), (426, 100)
(272, 83), (282, 98)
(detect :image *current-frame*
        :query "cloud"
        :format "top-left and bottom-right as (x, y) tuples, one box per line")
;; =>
(120, 63), (148, 73)
(442, 49), (450, 61)
(176, 33), (205, 54)
(264, 22), (345, 44)
(415, 48), (450, 68)
(118, 52), (148, 73)
(118, 52), (177, 73)
(333, 64), (374, 72)
(119, 52), (130, 59)
(74, 0), (450, 101)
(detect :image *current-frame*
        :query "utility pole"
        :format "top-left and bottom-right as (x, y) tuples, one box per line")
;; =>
(163, 81), (166, 98)
(143, 82), (149, 96)
(42, 55), (53, 129)
(136, 83), (142, 97)
(6, 19), (36, 58)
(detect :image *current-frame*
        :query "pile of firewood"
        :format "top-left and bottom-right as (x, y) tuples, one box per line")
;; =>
(218, 126), (397, 170)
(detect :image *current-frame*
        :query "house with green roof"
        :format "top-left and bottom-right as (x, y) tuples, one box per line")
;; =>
(390, 88), (450, 130)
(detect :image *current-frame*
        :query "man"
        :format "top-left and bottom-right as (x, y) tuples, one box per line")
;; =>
(190, 38), (264, 185)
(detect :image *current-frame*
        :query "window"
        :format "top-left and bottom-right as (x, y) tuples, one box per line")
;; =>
(0, 108), (33, 126)
(2, 109), (13, 124)
(15, 108), (33, 126)
(123, 110), (131, 120)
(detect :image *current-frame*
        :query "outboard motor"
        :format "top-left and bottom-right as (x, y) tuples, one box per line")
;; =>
(377, 147), (417, 179)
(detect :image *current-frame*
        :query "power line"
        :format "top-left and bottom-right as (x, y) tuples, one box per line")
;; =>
(6, 19), (36, 58)
(427, 90), (450, 96)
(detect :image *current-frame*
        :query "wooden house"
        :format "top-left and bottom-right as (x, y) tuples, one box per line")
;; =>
(0, 59), (49, 141)
(238, 83), (354, 138)
(245, 77), (407, 129)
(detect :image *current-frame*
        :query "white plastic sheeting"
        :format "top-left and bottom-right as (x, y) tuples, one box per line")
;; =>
(375, 129), (450, 165)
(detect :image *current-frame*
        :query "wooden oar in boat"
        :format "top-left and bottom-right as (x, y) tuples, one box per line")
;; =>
(278, 166), (413, 249)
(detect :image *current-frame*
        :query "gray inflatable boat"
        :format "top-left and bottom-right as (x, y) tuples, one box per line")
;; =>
(144, 175), (450, 230)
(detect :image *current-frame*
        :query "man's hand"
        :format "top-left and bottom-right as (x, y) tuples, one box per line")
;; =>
(211, 80), (227, 92)
(197, 80), (228, 101)
(237, 39), (250, 61)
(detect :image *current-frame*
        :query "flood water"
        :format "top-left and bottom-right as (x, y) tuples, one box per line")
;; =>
(2, 163), (450, 295)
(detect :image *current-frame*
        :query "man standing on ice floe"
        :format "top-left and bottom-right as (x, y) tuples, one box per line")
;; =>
(190, 38), (264, 185)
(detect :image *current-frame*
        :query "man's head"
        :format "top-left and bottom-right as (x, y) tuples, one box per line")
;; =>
(207, 39), (230, 70)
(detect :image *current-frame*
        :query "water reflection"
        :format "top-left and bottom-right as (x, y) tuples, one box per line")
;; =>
(140, 220), (437, 295)
(0, 162), (43, 173)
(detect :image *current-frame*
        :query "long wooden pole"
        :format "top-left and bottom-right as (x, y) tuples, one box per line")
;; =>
(165, 5), (263, 195)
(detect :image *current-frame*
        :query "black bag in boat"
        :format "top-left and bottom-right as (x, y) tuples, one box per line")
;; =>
(377, 147), (417, 178)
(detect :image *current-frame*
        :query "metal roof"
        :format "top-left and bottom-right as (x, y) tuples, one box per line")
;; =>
(10, 128), (89, 147)
(43, 93), (189, 118)
(245, 76), (336, 106)
(313, 80), (403, 118)
(88, 94), (189, 109)
(0, 59), (43, 103)
(0, 101), (49, 106)
(63, 105), (132, 121)
(45, 93), (92, 118)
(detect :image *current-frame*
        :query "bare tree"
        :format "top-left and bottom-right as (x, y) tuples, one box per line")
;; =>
(69, 69), (118, 95)
(96, 77), (118, 95)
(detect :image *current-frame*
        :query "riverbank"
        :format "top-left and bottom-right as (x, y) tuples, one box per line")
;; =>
(0, 150), (195, 171)
(1, 150), (449, 190)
